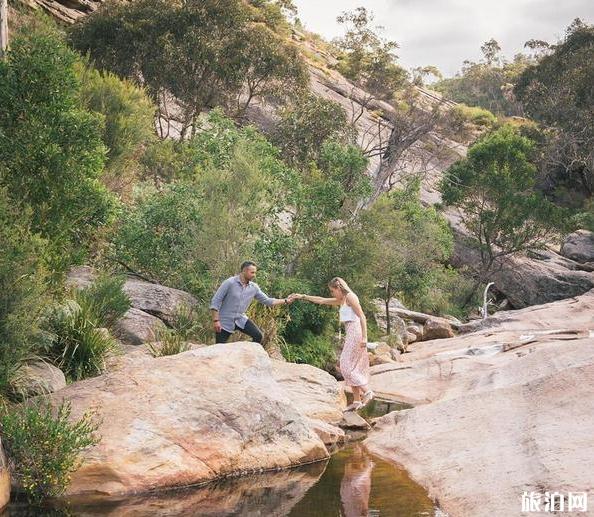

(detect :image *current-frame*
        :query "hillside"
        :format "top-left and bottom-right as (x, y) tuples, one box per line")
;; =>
(12, 0), (594, 310)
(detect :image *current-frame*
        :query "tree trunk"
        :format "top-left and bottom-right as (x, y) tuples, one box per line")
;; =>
(0, 0), (8, 60)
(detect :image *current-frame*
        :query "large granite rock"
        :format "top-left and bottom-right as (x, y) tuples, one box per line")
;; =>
(449, 225), (594, 308)
(66, 266), (198, 327)
(113, 308), (167, 346)
(365, 289), (594, 517)
(48, 342), (334, 498)
(11, 360), (66, 398)
(122, 278), (197, 326)
(0, 439), (9, 512)
(561, 229), (594, 264)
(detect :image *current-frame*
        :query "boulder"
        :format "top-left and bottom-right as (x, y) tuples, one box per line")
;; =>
(12, 360), (66, 397)
(0, 439), (9, 511)
(66, 266), (198, 327)
(49, 342), (331, 498)
(365, 288), (594, 517)
(114, 308), (167, 346)
(271, 360), (346, 424)
(123, 278), (198, 326)
(406, 324), (424, 341)
(422, 318), (454, 340)
(304, 418), (345, 447)
(561, 229), (594, 264)
(450, 227), (594, 308)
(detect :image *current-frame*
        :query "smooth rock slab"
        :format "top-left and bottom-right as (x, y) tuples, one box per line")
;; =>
(49, 342), (329, 498)
(365, 289), (594, 517)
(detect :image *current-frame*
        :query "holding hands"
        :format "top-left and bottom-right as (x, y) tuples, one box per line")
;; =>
(287, 293), (304, 302)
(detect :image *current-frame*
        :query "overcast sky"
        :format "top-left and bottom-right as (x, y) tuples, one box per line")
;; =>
(292, 0), (594, 77)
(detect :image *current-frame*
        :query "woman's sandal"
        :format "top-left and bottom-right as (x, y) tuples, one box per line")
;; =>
(344, 401), (364, 412)
(361, 390), (374, 407)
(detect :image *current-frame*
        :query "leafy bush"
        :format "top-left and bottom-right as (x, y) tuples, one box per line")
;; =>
(0, 189), (49, 400)
(451, 104), (497, 128)
(112, 181), (209, 297)
(148, 328), (190, 357)
(0, 400), (99, 503)
(76, 274), (131, 329)
(78, 64), (156, 197)
(281, 331), (336, 370)
(44, 299), (118, 381)
(0, 24), (118, 272)
(42, 274), (128, 380)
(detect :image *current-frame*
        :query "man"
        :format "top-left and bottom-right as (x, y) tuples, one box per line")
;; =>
(210, 261), (293, 344)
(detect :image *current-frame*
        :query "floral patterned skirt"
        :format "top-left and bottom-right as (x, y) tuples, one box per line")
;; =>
(339, 320), (370, 387)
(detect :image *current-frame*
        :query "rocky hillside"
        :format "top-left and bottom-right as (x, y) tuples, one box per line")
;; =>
(18, 0), (594, 309)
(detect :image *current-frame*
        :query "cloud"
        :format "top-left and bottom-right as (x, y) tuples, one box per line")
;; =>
(293, 0), (594, 77)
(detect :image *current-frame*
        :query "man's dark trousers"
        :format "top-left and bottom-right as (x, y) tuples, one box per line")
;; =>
(215, 319), (263, 344)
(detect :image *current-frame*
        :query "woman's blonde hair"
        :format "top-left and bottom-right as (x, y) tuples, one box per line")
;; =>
(328, 277), (352, 296)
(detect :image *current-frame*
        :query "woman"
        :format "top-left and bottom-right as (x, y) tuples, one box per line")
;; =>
(292, 277), (373, 411)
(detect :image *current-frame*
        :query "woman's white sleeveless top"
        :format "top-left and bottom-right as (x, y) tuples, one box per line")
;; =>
(339, 301), (359, 322)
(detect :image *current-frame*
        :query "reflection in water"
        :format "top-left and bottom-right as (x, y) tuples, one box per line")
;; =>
(5, 443), (437, 516)
(340, 444), (373, 517)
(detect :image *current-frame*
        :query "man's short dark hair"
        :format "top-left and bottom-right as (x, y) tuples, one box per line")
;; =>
(240, 261), (257, 271)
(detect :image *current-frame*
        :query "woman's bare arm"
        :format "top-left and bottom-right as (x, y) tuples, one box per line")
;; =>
(346, 292), (368, 342)
(299, 294), (341, 306)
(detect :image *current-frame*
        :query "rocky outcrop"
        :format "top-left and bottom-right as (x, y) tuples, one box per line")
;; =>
(422, 318), (454, 340)
(365, 289), (594, 517)
(114, 308), (167, 346)
(66, 266), (198, 330)
(0, 440), (9, 512)
(450, 224), (594, 308)
(11, 360), (66, 398)
(121, 278), (197, 326)
(48, 342), (340, 498)
(17, 0), (105, 24)
(561, 229), (594, 264)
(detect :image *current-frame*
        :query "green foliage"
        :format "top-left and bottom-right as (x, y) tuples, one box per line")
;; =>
(43, 298), (118, 381)
(360, 183), (458, 318)
(273, 94), (353, 168)
(434, 40), (529, 116)
(112, 181), (208, 296)
(0, 400), (99, 504)
(115, 111), (293, 297)
(281, 331), (336, 370)
(76, 274), (131, 329)
(78, 64), (156, 195)
(267, 277), (335, 344)
(0, 190), (49, 400)
(440, 125), (565, 275)
(70, 0), (307, 136)
(450, 104), (497, 129)
(43, 275), (128, 380)
(148, 328), (190, 357)
(515, 20), (594, 205)
(333, 7), (408, 100)
(0, 24), (118, 274)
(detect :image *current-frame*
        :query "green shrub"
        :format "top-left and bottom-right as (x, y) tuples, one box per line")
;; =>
(76, 274), (131, 329)
(451, 104), (497, 128)
(0, 400), (99, 503)
(148, 328), (190, 357)
(0, 189), (49, 401)
(44, 299), (118, 381)
(281, 331), (336, 370)
(0, 24), (118, 272)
